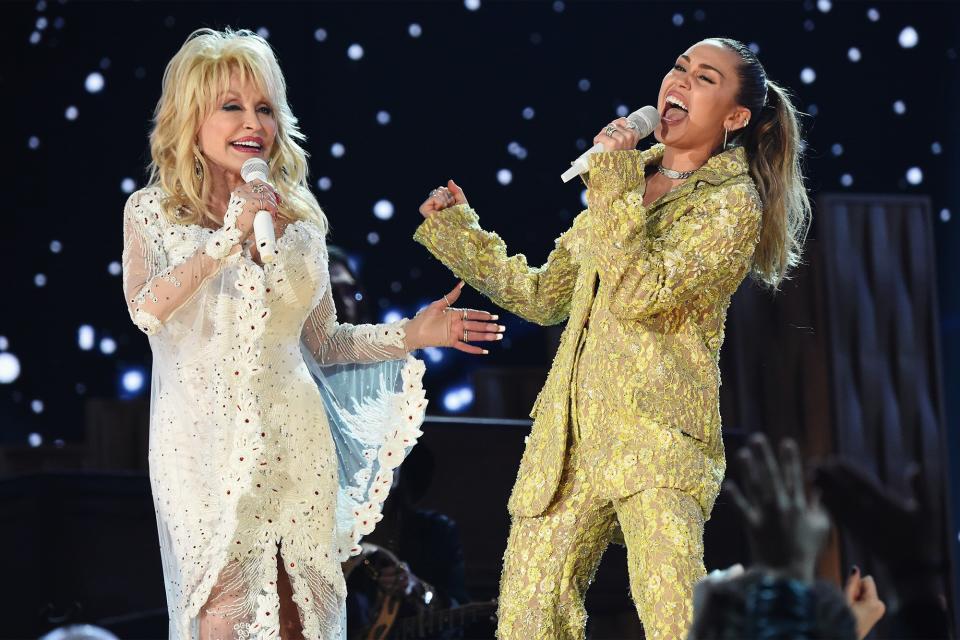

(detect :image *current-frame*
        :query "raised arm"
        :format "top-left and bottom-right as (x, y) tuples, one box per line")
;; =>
(413, 183), (581, 326)
(586, 152), (762, 320)
(121, 190), (243, 335)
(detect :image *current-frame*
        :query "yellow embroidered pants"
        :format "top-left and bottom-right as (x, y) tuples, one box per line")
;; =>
(497, 327), (707, 640)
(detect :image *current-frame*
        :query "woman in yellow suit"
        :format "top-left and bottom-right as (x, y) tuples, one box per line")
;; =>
(414, 38), (811, 639)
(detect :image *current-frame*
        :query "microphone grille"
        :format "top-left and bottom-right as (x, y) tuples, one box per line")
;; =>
(241, 157), (269, 182)
(627, 106), (661, 138)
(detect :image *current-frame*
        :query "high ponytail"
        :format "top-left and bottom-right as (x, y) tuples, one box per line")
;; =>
(710, 38), (811, 290)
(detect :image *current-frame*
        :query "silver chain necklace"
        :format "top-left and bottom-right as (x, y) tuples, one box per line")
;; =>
(656, 164), (696, 180)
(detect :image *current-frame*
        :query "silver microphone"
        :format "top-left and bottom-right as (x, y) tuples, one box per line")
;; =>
(240, 158), (278, 262)
(560, 105), (660, 183)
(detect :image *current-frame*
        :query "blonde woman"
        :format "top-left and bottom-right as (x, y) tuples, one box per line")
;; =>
(416, 38), (811, 639)
(122, 28), (503, 639)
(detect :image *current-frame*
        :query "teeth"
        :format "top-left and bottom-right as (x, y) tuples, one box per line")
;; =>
(233, 141), (262, 148)
(666, 96), (688, 111)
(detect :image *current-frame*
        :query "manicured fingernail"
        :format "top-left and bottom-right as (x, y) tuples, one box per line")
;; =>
(498, 325), (506, 332)
(490, 315), (499, 320)
(496, 334), (503, 340)
(458, 282), (465, 289)
(482, 349), (489, 354)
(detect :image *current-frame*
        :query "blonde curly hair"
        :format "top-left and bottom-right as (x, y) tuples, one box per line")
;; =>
(147, 27), (327, 233)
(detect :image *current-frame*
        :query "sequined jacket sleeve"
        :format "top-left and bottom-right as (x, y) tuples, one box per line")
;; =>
(586, 151), (762, 320)
(121, 189), (242, 336)
(412, 205), (581, 326)
(301, 278), (410, 365)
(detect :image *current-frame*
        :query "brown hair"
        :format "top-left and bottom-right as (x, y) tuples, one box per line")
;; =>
(709, 38), (811, 289)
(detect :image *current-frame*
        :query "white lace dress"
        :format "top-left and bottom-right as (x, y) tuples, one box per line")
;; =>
(121, 187), (427, 639)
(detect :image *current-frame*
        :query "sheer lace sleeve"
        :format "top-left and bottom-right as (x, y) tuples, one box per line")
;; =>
(121, 190), (243, 335)
(301, 283), (410, 365)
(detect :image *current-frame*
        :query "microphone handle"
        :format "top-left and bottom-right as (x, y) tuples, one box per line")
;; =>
(561, 142), (606, 183)
(252, 209), (277, 262)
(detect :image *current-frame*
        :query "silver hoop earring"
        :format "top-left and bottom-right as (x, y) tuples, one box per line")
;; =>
(723, 127), (729, 149)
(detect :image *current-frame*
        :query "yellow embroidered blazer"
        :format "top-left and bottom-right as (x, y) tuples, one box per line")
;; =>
(414, 144), (762, 518)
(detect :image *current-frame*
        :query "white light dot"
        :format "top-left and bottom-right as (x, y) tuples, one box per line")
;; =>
(580, 189), (589, 207)
(578, 78), (591, 92)
(906, 167), (923, 185)
(800, 67), (816, 84)
(347, 44), (364, 60)
(317, 177), (332, 191)
(672, 13), (684, 26)
(256, 26), (270, 39)
(122, 369), (145, 393)
(831, 143), (844, 156)
(108, 261), (121, 276)
(99, 337), (117, 355)
(893, 100), (906, 115)
(376, 110), (391, 125)
(867, 8), (880, 21)
(522, 106), (535, 120)
(28, 136), (40, 150)
(373, 199), (394, 220)
(748, 42), (760, 54)
(464, 0), (481, 11)
(36, 16), (48, 30)
(29, 31), (41, 45)
(497, 168), (513, 185)
(423, 346), (443, 363)
(443, 386), (474, 412)
(383, 310), (402, 323)
(31, 400), (44, 415)
(408, 23), (422, 37)
(121, 177), (136, 193)
(616, 104), (628, 117)
(330, 142), (345, 158)
(817, 0), (832, 12)
(34, 273), (47, 287)
(50, 240), (62, 253)
(899, 26), (918, 49)
(367, 231), (380, 245)
(931, 142), (942, 155)
(0, 352), (20, 383)
(840, 174), (854, 187)
(85, 71), (105, 93)
(0, 336), (7, 351)
(848, 47), (861, 62)
(314, 28), (328, 42)
(28, 432), (43, 446)
(940, 208), (951, 222)
(65, 105), (78, 120)
(78, 325), (95, 351)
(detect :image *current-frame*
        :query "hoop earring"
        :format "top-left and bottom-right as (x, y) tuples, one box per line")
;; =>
(194, 154), (204, 181)
(723, 127), (729, 149)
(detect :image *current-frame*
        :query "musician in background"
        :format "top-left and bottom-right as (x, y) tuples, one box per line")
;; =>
(344, 446), (473, 639)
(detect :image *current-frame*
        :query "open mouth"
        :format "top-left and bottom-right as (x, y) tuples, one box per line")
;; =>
(231, 141), (263, 153)
(663, 95), (689, 123)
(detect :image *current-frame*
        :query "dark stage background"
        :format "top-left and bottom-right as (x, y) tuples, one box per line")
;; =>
(3, 1), (960, 638)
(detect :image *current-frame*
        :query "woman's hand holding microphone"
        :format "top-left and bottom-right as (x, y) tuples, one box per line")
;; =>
(593, 116), (644, 152)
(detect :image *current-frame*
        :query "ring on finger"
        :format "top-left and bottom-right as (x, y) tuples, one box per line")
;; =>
(252, 184), (266, 194)
(462, 309), (467, 321)
(625, 120), (640, 131)
(443, 294), (452, 306)
(605, 125), (618, 137)
(463, 329), (468, 342)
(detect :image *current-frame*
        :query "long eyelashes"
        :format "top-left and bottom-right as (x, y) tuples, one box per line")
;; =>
(671, 63), (715, 84)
